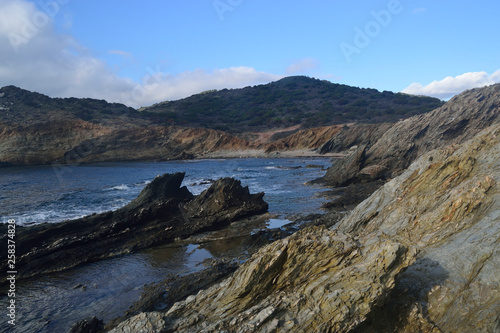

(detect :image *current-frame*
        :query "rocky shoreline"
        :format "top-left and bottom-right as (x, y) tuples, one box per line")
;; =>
(2, 84), (499, 332)
(102, 117), (500, 333)
(0, 173), (269, 282)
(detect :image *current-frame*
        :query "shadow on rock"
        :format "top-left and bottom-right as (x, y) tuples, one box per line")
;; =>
(353, 258), (449, 332)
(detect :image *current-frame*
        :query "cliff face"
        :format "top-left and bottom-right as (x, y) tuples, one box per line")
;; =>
(109, 123), (500, 332)
(263, 125), (344, 153)
(319, 84), (500, 186)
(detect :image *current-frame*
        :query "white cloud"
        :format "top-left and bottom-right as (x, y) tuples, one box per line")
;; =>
(286, 58), (319, 75)
(0, 0), (281, 108)
(402, 70), (500, 100)
(121, 67), (282, 108)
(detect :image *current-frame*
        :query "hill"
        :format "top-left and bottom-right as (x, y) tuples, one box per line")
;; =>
(0, 85), (140, 127)
(139, 76), (444, 132)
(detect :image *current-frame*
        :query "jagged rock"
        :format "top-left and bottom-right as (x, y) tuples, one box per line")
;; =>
(0, 173), (268, 282)
(182, 178), (268, 228)
(336, 123), (500, 332)
(67, 316), (104, 333)
(110, 226), (416, 332)
(319, 84), (500, 187)
(311, 144), (367, 186)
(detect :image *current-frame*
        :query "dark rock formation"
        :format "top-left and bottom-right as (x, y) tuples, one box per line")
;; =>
(0, 173), (268, 282)
(67, 317), (104, 333)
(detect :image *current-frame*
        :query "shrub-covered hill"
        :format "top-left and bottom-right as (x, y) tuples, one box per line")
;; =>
(140, 76), (444, 132)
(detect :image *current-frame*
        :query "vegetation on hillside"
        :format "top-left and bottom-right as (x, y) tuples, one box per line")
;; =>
(140, 76), (444, 132)
(0, 76), (443, 132)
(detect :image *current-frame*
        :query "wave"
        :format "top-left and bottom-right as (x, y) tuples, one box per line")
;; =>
(109, 184), (130, 191)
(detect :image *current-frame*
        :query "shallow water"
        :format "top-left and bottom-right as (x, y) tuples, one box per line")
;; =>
(0, 158), (332, 332)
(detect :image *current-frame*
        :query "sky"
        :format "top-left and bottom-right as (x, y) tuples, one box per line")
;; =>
(0, 0), (499, 108)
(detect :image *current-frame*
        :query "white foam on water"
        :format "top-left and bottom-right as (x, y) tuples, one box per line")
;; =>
(109, 184), (130, 191)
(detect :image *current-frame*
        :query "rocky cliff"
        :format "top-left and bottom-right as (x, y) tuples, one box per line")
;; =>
(108, 122), (500, 332)
(318, 84), (500, 187)
(341, 123), (500, 332)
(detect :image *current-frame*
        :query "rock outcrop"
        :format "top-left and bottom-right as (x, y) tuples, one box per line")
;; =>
(336, 123), (500, 332)
(318, 84), (500, 186)
(0, 173), (268, 281)
(110, 226), (416, 333)
(109, 122), (500, 332)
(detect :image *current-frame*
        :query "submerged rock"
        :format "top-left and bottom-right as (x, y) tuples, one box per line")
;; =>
(0, 173), (268, 282)
(67, 316), (104, 333)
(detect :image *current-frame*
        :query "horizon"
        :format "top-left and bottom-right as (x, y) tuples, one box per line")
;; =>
(1, 0), (499, 108)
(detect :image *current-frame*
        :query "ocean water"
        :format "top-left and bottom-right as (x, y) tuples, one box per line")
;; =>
(0, 158), (331, 225)
(0, 158), (332, 332)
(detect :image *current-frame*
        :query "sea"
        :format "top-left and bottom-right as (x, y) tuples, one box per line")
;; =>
(0, 158), (333, 332)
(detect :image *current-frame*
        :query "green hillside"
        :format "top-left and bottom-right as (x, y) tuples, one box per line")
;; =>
(140, 76), (444, 132)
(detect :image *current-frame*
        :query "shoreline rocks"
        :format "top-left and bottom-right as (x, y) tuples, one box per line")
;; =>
(0, 173), (268, 282)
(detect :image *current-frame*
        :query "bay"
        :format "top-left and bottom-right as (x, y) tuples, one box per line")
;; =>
(0, 158), (331, 332)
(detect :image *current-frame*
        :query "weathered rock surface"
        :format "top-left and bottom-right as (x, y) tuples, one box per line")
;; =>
(336, 123), (500, 332)
(318, 123), (393, 154)
(312, 144), (368, 187)
(0, 173), (268, 281)
(318, 84), (500, 187)
(110, 226), (416, 332)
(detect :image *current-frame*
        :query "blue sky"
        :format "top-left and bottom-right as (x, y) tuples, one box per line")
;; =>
(0, 0), (499, 107)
